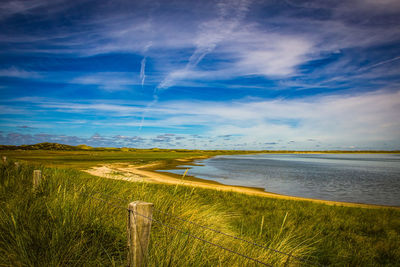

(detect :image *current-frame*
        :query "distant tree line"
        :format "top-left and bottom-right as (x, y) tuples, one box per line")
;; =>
(0, 142), (398, 153)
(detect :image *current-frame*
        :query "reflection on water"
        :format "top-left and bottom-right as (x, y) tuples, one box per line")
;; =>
(158, 154), (400, 206)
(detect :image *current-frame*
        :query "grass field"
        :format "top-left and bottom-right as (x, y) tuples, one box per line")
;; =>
(0, 149), (251, 169)
(1, 144), (398, 169)
(1, 150), (400, 266)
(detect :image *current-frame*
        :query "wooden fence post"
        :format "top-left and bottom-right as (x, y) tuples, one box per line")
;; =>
(1, 156), (6, 163)
(127, 201), (154, 267)
(33, 170), (42, 190)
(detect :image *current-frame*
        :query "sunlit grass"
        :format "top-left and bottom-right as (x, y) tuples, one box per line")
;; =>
(0, 149), (255, 169)
(1, 158), (399, 266)
(1, 161), (316, 266)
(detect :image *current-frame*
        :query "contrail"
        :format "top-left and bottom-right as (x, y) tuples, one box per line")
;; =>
(367, 55), (400, 69)
(139, 42), (152, 88)
(140, 57), (146, 87)
(138, 93), (158, 131)
(157, 0), (252, 91)
(139, 0), (252, 130)
(138, 42), (153, 131)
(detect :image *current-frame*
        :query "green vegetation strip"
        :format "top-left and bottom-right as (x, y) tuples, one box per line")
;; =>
(0, 147), (255, 169)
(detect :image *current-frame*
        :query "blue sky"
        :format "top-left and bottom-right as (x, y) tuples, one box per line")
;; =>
(1, 0), (400, 150)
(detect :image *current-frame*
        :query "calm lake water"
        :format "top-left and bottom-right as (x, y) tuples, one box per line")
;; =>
(159, 154), (400, 206)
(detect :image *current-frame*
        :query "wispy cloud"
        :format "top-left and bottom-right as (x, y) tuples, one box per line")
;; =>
(364, 55), (400, 70)
(140, 57), (146, 87)
(1, 0), (399, 149)
(0, 105), (30, 115)
(4, 90), (399, 149)
(0, 0), (64, 19)
(139, 0), (255, 129)
(0, 67), (41, 79)
(70, 72), (140, 91)
(139, 42), (152, 88)
(157, 0), (253, 90)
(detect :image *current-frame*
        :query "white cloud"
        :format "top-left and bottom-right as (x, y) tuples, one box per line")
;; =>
(11, 90), (400, 149)
(152, 29), (314, 87)
(157, 0), (253, 90)
(37, 102), (145, 115)
(227, 31), (313, 77)
(2, 0), (398, 91)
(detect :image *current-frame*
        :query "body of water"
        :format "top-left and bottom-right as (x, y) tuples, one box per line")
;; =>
(158, 153), (400, 206)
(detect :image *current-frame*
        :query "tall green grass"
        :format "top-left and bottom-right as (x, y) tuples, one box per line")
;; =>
(1, 161), (315, 266)
(1, 160), (399, 266)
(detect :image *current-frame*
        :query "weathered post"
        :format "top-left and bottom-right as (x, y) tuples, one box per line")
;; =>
(1, 156), (6, 163)
(33, 170), (42, 190)
(127, 201), (154, 267)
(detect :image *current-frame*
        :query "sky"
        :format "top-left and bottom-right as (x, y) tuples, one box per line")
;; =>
(0, 0), (400, 150)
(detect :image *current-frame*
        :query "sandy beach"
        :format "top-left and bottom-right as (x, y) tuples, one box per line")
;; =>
(84, 159), (399, 210)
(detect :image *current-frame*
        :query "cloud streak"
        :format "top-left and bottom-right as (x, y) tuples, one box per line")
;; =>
(140, 57), (146, 87)
(1, 0), (400, 149)
(70, 72), (140, 91)
(4, 90), (399, 149)
(0, 67), (41, 79)
(157, 0), (253, 90)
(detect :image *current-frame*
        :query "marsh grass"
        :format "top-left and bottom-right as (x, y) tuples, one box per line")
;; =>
(1, 161), (314, 266)
(1, 160), (400, 266)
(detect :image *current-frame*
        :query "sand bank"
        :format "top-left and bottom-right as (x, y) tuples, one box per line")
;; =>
(85, 160), (399, 210)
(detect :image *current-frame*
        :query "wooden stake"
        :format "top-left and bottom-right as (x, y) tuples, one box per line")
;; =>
(127, 201), (154, 267)
(259, 215), (264, 238)
(33, 170), (42, 190)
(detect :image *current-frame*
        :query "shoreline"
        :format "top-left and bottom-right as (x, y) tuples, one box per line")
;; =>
(85, 155), (400, 210)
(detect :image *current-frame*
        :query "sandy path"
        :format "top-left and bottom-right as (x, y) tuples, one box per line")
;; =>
(85, 162), (398, 209)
